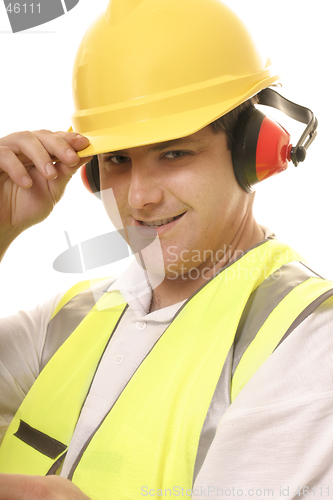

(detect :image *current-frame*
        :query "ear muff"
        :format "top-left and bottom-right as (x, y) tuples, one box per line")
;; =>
(232, 87), (318, 193)
(81, 156), (101, 199)
(232, 106), (292, 193)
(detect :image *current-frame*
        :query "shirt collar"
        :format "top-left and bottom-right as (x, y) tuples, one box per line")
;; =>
(106, 258), (186, 320)
(106, 225), (274, 318)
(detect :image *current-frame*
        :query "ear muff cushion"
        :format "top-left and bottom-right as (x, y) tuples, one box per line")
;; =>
(85, 156), (101, 199)
(232, 106), (265, 193)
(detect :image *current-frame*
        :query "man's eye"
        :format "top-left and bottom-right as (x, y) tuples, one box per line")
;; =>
(164, 151), (187, 159)
(106, 155), (130, 164)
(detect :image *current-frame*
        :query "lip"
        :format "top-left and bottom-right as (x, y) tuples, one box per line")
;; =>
(134, 212), (187, 236)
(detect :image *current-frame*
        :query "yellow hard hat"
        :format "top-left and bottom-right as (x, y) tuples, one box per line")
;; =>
(72, 0), (279, 157)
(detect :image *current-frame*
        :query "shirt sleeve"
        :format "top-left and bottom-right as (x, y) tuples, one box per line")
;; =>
(195, 296), (333, 495)
(0, 292), (63, 443)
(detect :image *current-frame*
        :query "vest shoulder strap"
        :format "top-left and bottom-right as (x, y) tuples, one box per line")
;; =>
(40, 277), (115, 371)
(232, 267), (333, 401)
(51, 277), (112, 319)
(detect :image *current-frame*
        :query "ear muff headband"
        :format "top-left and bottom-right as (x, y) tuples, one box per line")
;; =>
(82, 88), (318, 197)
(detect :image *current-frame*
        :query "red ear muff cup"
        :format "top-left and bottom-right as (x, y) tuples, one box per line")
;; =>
(232, 107), (291, 193)
(81, 156), (101, 199)
(256, 117), (291, 182)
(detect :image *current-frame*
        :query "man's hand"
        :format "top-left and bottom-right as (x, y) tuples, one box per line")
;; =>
(0, 474), (91, 499)
(0, 130), (93, 247)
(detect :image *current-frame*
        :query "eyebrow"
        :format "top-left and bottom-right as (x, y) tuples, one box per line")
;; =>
(148, 138), (198, 152)
(101, 138), (203, 156)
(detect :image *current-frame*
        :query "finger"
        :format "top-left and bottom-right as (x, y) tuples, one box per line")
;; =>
(0, 146), (33, 188)
(0, 131), (59, 181)
(0, 474), (91, 500)
(53, 156), (93, 180)
(0, 473), (33, 499)
(16, 133), (90, 167)
(33, 130), (90, 169)
(54, 131), (91, 155)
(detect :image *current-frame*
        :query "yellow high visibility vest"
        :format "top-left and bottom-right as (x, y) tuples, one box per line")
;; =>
(0, 239), (332, 500)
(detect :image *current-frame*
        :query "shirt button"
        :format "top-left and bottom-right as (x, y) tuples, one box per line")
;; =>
(114, 354), (124, 365)
(136, 321), (147, 331)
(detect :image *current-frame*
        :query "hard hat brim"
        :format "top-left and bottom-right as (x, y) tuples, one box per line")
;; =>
(73, 73), (279, 158)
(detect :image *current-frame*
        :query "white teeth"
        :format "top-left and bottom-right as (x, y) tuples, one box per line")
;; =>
(141, 214), (183, 227)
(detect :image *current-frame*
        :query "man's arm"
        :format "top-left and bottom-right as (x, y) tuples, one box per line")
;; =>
(0, 130), (93, 497)
(0, 130), (92, 262)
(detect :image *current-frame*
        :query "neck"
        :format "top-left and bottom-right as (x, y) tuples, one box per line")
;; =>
(149, 215), (265, 313)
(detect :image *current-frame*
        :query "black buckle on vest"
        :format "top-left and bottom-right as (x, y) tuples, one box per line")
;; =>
(14, 420), (67, 459)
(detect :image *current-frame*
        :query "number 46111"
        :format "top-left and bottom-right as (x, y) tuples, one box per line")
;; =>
(294, 486), (330, 496)
(6, 3), (41, 14)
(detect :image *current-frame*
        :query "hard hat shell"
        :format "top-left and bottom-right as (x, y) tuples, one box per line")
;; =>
(71, 0), (279, 157)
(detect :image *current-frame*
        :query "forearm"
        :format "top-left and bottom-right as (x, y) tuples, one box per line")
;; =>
(0, 232), (19, 264)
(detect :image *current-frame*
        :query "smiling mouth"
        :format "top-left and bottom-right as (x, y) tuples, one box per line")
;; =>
(139, 212), (186, 228)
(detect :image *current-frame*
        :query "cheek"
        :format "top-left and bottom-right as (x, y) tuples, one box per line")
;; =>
(100, 167), (124, 194)
(99, 171), (130, 228)
(185, 160), (234, 208)
(192, 161), (246, 226)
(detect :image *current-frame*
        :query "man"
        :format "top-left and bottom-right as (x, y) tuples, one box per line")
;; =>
(1, 0), (333, 499)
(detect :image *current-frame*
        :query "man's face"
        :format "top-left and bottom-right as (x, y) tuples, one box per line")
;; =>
(98, 125), (251, 279)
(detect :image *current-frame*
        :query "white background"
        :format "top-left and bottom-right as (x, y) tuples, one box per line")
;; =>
(0, 0), (332, 316)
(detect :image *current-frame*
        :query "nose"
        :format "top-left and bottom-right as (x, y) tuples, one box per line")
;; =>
(128, 159), (164, 209)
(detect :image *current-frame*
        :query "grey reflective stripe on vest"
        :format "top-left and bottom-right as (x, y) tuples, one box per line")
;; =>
(232, 261), (322, 375)
(193, 345), (233, 479)
(192, 260), (323, 481)
(275, 287), (333, 350)
(40, 279), (115, 372)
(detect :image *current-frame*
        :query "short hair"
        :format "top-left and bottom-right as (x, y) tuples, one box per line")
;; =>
(210, 94), (260, 150)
